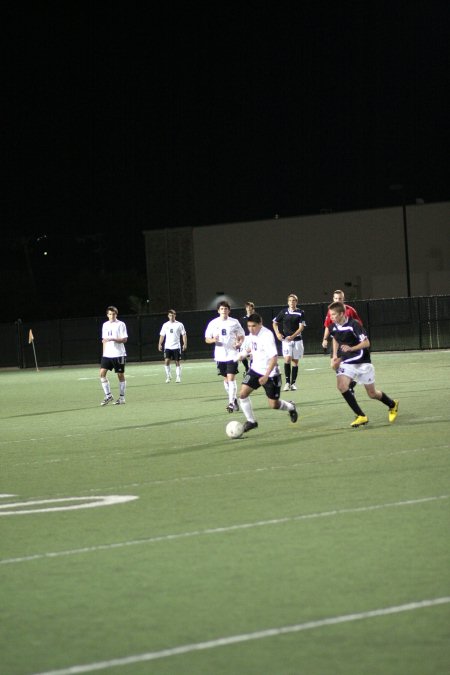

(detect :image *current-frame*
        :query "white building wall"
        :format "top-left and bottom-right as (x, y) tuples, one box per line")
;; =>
(193, 202), (450, 309)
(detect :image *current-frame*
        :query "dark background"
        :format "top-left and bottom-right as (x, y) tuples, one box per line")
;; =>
(3, 2), (448, 321)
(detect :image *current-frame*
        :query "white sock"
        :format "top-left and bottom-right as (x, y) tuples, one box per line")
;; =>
(101, 377), (111, 396)
(223, 380), (229, 394)
(239, 397), (255, 422)
(228, 380), (237, 404)
(278, 399), (294, 411)
(119, 380), (126, 397)
(165, 365), (171, 377)
(176, 366), (181, 378)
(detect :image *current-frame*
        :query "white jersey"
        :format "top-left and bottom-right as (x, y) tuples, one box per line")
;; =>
(102, 319), (127, 357)
(246, 325), (279, 377)
(205, 316), (245, 362)
(160, 320), (186, 349)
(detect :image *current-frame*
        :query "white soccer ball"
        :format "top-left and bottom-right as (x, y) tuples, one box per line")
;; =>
(226, 420), (244, 439)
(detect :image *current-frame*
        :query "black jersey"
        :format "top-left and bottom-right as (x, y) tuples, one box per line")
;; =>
(273, 308), (306, 340)
(240, 314), (252, 330)
(329, 318), (371, 364)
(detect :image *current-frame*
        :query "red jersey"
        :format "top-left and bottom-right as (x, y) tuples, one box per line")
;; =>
(324, 304), (362, 327)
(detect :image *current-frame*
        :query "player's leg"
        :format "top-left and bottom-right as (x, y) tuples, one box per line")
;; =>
(164, 354), (172, 382)
(283, 342), (292, 390)
(336, 370), (367, 426)
(239, 379), (258, 431)
(100, 362), (114, 405)
(364, 382), (399, 422)
(175, 352), (182, 382)
(266, 376), (298, 422)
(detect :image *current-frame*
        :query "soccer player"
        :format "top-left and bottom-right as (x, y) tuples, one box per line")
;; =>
(236, 313), (298, 432)
(328, 301), (399, 427)
(239, 300), (255, 375)
(205, 301), (245, 413)
(272, 293), (306, 391)
(99, 306), (128, 405)
(158, 309), (187, 383)
(322, 289), (362, 350)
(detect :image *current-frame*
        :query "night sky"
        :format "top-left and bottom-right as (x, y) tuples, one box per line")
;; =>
(3, 2), (448, 320)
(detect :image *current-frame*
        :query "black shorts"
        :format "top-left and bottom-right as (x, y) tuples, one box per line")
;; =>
(164, 348), (181, 361)
(216, 360), (239, 377)
(242, 369), (282, 400)
(100, 356), (126, 373)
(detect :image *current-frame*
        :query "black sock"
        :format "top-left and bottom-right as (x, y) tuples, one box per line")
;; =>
(242, 359), (248, 371)
(342, 390), (365, 416)
(291, 366), (298, 384)
(380, 392), (395, 408)
(284, 363), (291, 383)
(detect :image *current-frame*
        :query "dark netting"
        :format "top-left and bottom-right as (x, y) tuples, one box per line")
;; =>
(3, 295), (449, 368)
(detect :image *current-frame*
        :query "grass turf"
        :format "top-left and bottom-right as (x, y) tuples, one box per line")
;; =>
(1, 350), (449, 674)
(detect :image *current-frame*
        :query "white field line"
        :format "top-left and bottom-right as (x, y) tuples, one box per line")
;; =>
(32, 443), (448, 495)
(30, 596), (450, 675)
(1, 495), (448, 566)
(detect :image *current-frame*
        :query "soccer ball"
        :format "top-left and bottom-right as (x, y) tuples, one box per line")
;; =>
(226, 420), (244, 439)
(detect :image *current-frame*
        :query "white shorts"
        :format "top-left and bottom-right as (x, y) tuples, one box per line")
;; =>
(337, 362), (375, 385)
(282, 340), (304, 360)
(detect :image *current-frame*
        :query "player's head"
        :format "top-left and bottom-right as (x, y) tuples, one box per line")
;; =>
(168, 309), (176, 320)
(245, 301), (255, 312)
(328, 301), (345, 323)
(217, 301), (231, 311)
(106, 306), (118, 320)
(287, 294), (298, 306)
(247, 313), (263, 335)
(332, 290), (345, 302)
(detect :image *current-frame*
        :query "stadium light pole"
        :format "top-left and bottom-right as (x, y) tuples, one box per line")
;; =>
(389, 184), (412, 297)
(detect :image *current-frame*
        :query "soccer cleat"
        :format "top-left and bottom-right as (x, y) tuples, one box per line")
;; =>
(290, 383), (297, 391)
(165, 376), (171, 383)
(389, 400), (399, 423)
(233, 398), (239, 412)
(243, 420), (258, 433)
(226, 403), (235, 413)
(351, 415), (368, 428)
(288, 401), (298, 423)
(100, 394), (114, 406)
(176, 376), (181, 383)
(114, 397), (125, 405)
(283, 383), (291, 391)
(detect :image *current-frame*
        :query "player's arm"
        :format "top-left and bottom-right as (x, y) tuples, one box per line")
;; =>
(287, 320), (305, 341)
(340, 336), (370, 352)
(322, 313), (332, 348)
(158, 332), (165, 351)
(272, 319), (284, 341)
(235, 324), (245, 347)
(182, 330), (187, 350)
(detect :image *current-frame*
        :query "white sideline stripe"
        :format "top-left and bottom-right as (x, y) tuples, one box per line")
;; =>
(31, 596), (450, 675)
(2, 495), (448, 565)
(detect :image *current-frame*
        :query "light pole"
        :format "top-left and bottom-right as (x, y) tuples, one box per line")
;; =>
(389, 184), (412, 297)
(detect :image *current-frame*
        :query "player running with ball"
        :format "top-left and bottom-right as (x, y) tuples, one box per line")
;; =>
(236, 313), (298, 432)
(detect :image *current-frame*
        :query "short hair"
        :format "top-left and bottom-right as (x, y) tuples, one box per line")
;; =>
(288, 293), (298, 302)
(107, 306), (118, 314)
(333, 289), (345, 297)
(245, 301), (255, 308)
(168, 309), (176, 314)
(247, 312), (262, 324)
(217, 301), (231, 310)
(328, 301), (345, 313)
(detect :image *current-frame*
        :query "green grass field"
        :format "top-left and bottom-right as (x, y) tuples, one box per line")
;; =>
(1, 351), (449, 675)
